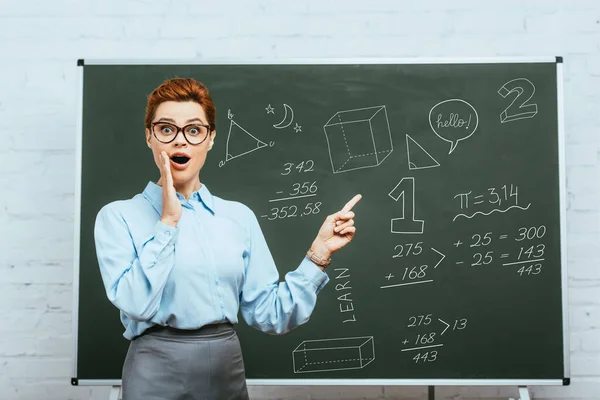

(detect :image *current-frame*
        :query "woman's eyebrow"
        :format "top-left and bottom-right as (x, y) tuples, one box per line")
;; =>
(155, 117), (206, 124)
(186, 117), (204, 123)
(158, 117), (204, 124)
(156, 117), (176, 123)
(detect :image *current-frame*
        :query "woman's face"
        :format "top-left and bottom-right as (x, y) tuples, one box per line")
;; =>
(145, 100), (215, 186)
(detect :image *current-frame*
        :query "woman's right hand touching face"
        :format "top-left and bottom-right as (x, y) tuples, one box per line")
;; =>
(159, 151), (182, 227)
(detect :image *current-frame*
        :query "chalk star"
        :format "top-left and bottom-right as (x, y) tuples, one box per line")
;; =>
(453, 240), (462, 247)
(265, 104), (275, 114)
(293, 122), (302, 133)
(385, 273), (394, 280)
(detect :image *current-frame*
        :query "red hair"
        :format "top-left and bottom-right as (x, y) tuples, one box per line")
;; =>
(144, 77), (216, 131)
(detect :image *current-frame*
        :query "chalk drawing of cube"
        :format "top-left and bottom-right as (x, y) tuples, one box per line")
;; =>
(292, 336), (375, 373)
(323, 105), (393, 174)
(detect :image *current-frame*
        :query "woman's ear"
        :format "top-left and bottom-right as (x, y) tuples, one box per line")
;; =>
(145, 128), (152, 148)
(208, 130), (216, 150)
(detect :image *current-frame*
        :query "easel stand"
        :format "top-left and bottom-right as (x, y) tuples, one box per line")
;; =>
(109, 385), (121, 400)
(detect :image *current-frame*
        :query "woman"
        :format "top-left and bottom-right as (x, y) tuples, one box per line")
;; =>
(94, 77), (361, 400)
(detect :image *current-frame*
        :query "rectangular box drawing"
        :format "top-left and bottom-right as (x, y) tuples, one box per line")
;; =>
(292, 336), (375, 374)
(323, 105), (393, 173)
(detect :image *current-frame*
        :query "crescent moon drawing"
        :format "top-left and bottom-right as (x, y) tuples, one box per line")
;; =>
(272, 104), (294, 129)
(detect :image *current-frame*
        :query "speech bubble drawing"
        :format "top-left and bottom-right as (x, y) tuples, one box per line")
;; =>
(428, 99), (479, 154)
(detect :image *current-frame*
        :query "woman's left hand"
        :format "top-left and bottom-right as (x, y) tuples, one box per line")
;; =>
(310, 194), (362, 261)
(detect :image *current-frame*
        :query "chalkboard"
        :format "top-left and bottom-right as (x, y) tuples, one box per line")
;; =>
(72, 58), (569, 386)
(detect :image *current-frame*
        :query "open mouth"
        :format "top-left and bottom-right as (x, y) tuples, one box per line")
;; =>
(171, 156), (191, 165)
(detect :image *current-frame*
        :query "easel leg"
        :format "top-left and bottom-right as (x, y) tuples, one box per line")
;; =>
(518, 386), (531, 400)
(428, 385), (435, 400)
(109, 385), (121, 400)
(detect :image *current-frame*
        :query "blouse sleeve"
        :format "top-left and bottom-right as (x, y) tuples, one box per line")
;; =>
(239, 209), (329, 335)
(94, 203), (177, 322)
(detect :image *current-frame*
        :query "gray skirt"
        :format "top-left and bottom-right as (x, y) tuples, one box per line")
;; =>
(121, 322), (249, 400)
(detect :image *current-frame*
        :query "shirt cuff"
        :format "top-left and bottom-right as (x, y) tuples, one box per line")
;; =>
(298, 257), (330, 294)
(154, 220), (179, 244)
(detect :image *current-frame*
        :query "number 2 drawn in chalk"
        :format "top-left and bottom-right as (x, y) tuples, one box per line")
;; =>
(388, 177), (425, 234)
(497, 78), (538, 123)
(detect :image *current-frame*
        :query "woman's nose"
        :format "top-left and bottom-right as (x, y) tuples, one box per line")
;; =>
(173, 131), (188, 146)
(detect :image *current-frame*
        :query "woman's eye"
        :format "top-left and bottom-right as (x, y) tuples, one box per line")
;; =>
(161, 127), (173, 134)
(187, 126), (204, 135)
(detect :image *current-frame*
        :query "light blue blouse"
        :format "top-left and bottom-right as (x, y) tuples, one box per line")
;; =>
(94, 181), (330, 340)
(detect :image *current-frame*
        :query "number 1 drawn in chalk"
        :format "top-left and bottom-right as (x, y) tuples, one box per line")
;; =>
(498, 78), (538, 123)
(389, 177), (424, 234)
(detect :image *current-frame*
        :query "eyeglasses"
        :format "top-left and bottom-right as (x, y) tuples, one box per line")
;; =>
(149, 121), (211, 145)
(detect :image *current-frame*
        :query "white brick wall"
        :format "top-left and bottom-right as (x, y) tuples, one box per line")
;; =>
(0, 0), (598, 399)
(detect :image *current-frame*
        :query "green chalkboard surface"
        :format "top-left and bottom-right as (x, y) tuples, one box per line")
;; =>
(73, 59), (568, 386)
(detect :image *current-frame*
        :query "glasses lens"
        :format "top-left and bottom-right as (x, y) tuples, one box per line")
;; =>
(184, 124), (209, 144)
(153, 123), (177, 143)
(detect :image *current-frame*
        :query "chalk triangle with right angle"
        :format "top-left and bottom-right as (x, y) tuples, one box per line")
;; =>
(406, 134), (440, 170)
(225, 118), (268, 161)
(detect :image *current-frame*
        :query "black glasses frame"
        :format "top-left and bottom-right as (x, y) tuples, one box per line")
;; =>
(149, 121), (211, 145)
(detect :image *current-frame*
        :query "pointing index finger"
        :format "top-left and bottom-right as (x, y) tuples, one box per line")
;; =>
(341, 194), (362, 213)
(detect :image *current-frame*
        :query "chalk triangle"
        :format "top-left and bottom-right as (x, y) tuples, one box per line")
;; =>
(225, 119), (268, 160)
(406, 134), (440, 170)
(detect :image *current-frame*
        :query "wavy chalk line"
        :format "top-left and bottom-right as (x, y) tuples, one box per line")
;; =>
(453, 203), (532, 222)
